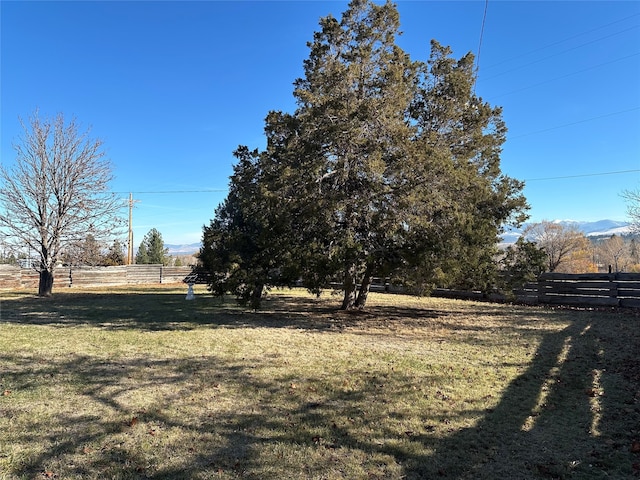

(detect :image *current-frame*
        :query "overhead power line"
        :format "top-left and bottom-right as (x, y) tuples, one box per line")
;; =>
(474, 0), (489, 91)
(480, 24), (639, 82)
(113, 189), (227, 195)
(483, 13), (640, 72)
(509, 106), (640, 140)
(490, 51), (640, 100)
(525, 169), (640, 182)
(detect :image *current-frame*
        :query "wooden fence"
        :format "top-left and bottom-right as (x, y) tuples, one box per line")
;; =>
(0, 264), (194, 290)
(429, 273), (640, 309)
(3, 265), (639, 309)
(534, 272), (640, 308)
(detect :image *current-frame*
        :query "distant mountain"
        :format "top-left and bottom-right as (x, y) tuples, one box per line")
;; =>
(166, 243), (201, 255)
(163, 222), (632, 252)
(555, 220), (631, 237)
(566, 219), (631, 237)
(501, 219), (633, 245)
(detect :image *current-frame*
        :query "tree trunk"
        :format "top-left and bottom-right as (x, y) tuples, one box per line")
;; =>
(355, 268), (373, 310)
(38, 269), (54, 297)
(250, 282), (264, 310)
(341, 263), (357, 310)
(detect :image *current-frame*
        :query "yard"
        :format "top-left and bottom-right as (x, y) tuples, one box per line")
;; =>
(0, 285), (639, 479)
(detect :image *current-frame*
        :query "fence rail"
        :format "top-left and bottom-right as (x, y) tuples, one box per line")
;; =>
(0, 264), (194, 290)
(533, 272), (640, 308)
(2, 265), (639, 309)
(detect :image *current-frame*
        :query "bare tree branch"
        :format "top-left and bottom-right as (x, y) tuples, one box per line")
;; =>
(622, 188), (640, 234)
(0, 110), (124, 295)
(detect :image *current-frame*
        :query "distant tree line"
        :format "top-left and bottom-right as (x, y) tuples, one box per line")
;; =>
(0, 227), (187, 268)
(62, 236), (127, 266)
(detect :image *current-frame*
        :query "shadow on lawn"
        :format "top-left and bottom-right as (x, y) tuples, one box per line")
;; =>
(1, 289), (529, 335)
(398, 314), (640, 479)
(0, 290), (465, 334)
(1, 292), (639, 479)
(0, 291), (342, 331)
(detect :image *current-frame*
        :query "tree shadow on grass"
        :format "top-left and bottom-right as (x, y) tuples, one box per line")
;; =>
(0, 290), (343, 331)
(391, 311), (640, 479)
(1, 351), (440, 479)
(1, 291), (639, 479)
(0, 289), (541, 338)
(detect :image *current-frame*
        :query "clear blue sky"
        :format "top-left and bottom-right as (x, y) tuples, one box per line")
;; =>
(2, 1), (639, 245)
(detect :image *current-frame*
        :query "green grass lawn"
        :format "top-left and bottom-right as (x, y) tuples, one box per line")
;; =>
(1, 285), (639, 479)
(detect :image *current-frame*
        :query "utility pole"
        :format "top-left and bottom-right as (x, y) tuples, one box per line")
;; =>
(127, 193), (140, 265)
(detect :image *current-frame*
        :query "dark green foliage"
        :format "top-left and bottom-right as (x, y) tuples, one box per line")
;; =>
(103, 239), (126, 266)
(0, 251), (18, 265)
(202, 0), (528, 309)
(136, 229), (168, 265)
(200, 147), (299, 309)
(499, 238), (547, 293)
(135, 242), (149, 265)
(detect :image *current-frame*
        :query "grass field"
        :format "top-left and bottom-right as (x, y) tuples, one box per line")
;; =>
(1, 285), (639, 479)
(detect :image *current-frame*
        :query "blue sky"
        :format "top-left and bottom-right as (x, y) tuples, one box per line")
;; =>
(2, 1), (639, 246)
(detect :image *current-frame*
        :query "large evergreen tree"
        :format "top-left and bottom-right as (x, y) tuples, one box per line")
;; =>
(398, 40), (528, 293)
(200, 147), (299, 308)
(289, 0), (421, 309)
(202, 0), (528, 309)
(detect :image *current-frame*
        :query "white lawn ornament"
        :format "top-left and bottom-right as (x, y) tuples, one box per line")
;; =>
(186, 283), (195, 300)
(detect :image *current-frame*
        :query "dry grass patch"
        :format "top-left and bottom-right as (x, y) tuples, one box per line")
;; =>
(0, 285), (639, 479)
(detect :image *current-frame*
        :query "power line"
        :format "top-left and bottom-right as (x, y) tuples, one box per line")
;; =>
(482, 14), (640, 72)
(474, 0), (489, 92)
(479, 24), (639, 83)
(509, 106), (640, 140)
(113, 189), (227, 195)
(525, 169), (640, 182)
(490, 51), (640, 100)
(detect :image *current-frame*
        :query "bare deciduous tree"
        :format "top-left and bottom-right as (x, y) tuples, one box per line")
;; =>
(0, 111), (122, 296)
(623, 188), (640, 234)
(597, 235), (631, 273)
(524, 221), (588, 273)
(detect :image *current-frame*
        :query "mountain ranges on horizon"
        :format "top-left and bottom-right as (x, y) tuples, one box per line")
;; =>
(165, 243), (202, 256)
(165, 220), (634, 255)
(501, 219), (633, 245)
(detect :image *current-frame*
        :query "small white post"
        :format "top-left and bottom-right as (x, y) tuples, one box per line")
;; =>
(185, 283), (195, 300)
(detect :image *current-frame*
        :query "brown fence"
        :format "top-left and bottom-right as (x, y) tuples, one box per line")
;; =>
(535, 272), (640, 308)
(3, 265), (639, 309)
(433, 273), (640, 309)
(0, 264), (194, 290)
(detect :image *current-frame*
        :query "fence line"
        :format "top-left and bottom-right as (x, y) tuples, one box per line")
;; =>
(0, 264), (194, 290)
(2, 265), (639, 309)
(534, 272), (640, 308)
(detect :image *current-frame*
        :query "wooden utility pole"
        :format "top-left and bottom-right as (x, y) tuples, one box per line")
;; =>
(127, 193), (140, 265)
